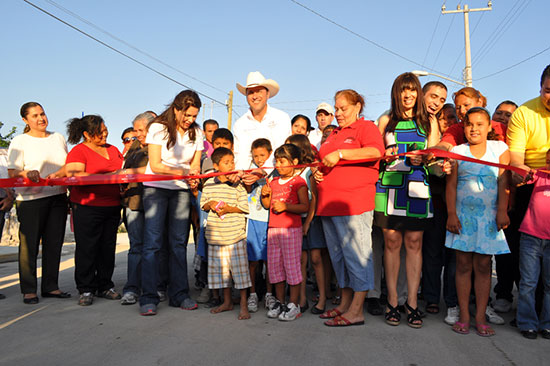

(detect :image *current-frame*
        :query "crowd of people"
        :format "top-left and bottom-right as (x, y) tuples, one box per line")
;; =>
(2, 65), (550, 339)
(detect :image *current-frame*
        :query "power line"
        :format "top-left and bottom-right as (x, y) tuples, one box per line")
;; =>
(473, 0), (531, 67)
(43, 0), (227, 95)
(289, 0), (455, 78)
(20, 0), (227, 107)
(422, 10), (442, 66)
(431, 11), (456, 71)
(474, 45), (550, 81)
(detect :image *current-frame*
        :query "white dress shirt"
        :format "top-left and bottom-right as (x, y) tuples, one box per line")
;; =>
(233, 105), (292, 170)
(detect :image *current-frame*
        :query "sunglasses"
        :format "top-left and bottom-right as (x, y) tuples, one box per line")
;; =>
(123, 136), (137, 144)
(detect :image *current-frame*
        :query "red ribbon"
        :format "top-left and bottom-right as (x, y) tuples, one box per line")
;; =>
(0, 148), (530, 188)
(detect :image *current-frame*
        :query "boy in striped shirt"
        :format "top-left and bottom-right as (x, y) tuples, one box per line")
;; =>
(200, 147), (252, 319)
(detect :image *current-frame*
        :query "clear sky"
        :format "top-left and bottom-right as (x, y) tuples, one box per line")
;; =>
(1, 0), (548, 151)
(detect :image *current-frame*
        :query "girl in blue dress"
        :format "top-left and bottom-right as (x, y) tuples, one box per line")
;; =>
(445, 107), (510, 337)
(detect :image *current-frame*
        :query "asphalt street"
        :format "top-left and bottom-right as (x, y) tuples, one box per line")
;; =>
(0, 234), (547, 366)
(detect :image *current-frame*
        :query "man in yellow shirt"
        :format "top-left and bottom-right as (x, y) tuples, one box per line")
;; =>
(493, 65), (550, 316)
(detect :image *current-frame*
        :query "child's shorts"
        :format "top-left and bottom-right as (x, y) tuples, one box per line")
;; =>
(268, 227), (303, 286)
(302, 217), (327, 251)
(208, 239), (252, 290)
(247, 219), (268, 261)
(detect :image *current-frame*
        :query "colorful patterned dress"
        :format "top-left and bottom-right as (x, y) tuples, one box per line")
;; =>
(374, 119), (433, 231)
(444, 141), (510, 255)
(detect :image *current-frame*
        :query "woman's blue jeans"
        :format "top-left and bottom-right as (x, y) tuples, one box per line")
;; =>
(517, 233), (550, 331)
(140, 187), (192, 307)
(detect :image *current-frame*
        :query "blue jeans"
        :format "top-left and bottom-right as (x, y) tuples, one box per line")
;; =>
(123, 208), (144, 295)
(321, 211), (374, 292)
(517, 233), (550, 331)
(140, 187), (192, 306)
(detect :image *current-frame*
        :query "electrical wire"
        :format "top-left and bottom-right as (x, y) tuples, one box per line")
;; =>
(473, 0), (531, 67)
(474, 45), (550, 81)
(289, 0), (455, 78)
(43, 0), (228, 95)
(20, 0), (227, 107)
(431, 11), (456, 71)
(422, 7), (442, 66)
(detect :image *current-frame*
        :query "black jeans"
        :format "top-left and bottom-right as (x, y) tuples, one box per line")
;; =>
(422, 206), (457, 307)
(72, 203), (121, 294)
(16, 194), (67, 294)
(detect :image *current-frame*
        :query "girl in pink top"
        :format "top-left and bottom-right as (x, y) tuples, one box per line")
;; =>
(261, 144), (309, 321)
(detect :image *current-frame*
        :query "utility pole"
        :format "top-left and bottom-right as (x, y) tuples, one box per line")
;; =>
(442, 1), (492, 87)
(227, 90), (233, 131)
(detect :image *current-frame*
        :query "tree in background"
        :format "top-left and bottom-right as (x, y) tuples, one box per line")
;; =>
(0, 122), (17, 148)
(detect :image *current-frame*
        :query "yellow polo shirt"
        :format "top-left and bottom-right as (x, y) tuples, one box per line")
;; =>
(506, 96), (550, 168)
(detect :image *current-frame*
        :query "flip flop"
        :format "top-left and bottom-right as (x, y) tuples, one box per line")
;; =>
(324, 315), (365, 327)
(475, 323), (495, 337)
(319, 308), (342, 319)
(452, 321), (470, 335)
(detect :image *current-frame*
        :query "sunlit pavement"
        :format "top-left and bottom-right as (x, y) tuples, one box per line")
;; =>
(0, 234), (547, 366)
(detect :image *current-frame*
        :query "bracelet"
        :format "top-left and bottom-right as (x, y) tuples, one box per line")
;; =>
(338, 150), (344, 159)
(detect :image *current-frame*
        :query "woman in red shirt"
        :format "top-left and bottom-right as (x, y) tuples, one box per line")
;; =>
(315, 89), (385, 326)
(65, 115), (126, 306)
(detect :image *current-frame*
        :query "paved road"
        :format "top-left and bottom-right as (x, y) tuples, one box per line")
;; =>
(0, 234), (547, 366)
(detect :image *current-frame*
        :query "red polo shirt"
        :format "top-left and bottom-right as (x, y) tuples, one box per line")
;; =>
(441, 120), (507, 146)
(317, 119), (384, 216)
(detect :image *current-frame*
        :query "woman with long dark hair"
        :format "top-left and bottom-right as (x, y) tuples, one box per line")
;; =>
(376, 72), (439, 328)
(139, 90), (204, 316)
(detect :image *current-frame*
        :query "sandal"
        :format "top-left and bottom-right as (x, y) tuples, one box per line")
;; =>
(332, 296), (341, 305)
(426, 303), (440, 314)
(319, 308), (342, 319)
(452, 321), (470, 335)
(404, 301), (423, 329)
(385, 303), (401, 326)
(475, 323), (495, 337)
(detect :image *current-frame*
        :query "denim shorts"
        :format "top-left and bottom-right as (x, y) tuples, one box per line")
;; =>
(321, 211), (375, 292)
(247, 219), (268, 261)
(303, 216), (327, 250)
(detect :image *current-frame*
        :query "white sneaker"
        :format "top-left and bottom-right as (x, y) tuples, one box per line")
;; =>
(492, 298), (512, 313)
(120, 292), (138, 305)
(444, 306), (460, 325)
(196, 288), (211, 303)
(247, 293), (259, 313)
(264, 293), (277, 309)
(267, 300), (282, 318)
(278, 303), (301, 321)
(485, 306), (505, 325)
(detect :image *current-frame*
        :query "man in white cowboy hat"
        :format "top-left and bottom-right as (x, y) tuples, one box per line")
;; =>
(233, 71), (291, 176)
(309, 102), (334, 149)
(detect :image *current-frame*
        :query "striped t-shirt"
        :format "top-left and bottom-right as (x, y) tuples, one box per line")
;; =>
(200, 177), (249, 245)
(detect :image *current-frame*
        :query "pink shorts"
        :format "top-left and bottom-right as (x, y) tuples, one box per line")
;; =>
(267, 227), (303, 285)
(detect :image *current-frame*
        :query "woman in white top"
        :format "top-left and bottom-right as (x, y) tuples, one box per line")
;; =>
(7, 102), (70, 304)
(139, 90), (203, 316)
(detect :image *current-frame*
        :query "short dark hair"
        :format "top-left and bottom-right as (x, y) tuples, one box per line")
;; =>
(203, 119), (219, 130)
(251, 138), (272, 152)
(121, 127), (134, 140)
(274, 143), (302, 164)
(495, 100), (518, 111)
(212, 128), (233, 144)
(541, 64), (550, 87)
(211, 147), (234, 165)
(422, 81), (447, 93)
